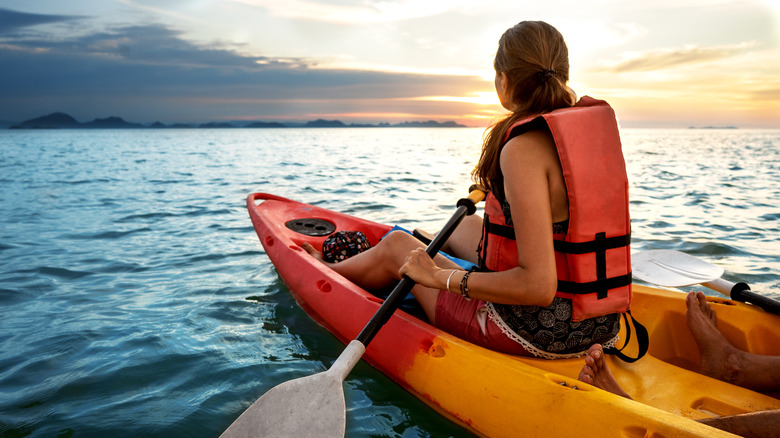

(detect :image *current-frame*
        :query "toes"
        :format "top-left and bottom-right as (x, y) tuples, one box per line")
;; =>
(578, 365), (594, 384)
(692, 290), (718, 325)
(578, 374), (594, 385)
(587, 343), (603, 367)
(686, 291), (697, 309)
(696, 291), (708, 311)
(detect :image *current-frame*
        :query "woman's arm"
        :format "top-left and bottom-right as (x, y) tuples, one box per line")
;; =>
(499, 130), (561, 303)
(400, 130), (562, 306)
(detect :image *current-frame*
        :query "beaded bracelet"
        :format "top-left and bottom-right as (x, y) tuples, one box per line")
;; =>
(445, 269), (457, 293)
(460, 270), (471, 299)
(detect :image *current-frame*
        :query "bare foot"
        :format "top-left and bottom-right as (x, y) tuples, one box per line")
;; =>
(578, 344), (632, 399)
(301, 242), (325, 263)
(685, 291), (742, 385)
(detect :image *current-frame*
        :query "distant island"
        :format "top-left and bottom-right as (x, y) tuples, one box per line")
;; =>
(687, 125), (739, 130)
(7, 112), (466, 130)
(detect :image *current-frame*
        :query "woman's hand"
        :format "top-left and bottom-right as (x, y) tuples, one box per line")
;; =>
(398, 247), (445, 289)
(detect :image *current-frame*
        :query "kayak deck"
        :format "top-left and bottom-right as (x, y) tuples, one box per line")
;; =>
(247, 192), (780, 437)
(520, 284), (780, 417)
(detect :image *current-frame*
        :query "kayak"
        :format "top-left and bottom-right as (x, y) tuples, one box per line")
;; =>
(246, 192), (780, 437)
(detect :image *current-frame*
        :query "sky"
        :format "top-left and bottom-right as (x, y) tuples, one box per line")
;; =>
(0, 0), (778, 128)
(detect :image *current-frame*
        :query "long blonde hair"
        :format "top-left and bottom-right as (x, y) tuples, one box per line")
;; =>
(474, 21), (577, 194)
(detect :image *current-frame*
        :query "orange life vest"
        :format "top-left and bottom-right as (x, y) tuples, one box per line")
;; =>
(478, 96), (632, 322)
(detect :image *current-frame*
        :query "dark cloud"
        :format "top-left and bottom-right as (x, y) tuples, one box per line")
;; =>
(0, 7), (86, 35)
(0, 20), (485, 123)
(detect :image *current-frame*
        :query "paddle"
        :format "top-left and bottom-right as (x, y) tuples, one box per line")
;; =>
(221, 188), (486, 438)
(632, 249), (780, 315)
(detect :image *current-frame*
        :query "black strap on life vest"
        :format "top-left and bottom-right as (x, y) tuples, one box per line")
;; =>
(484, 220), (515, 239)
(553, 233), (631, 254)
(506, 116), (548, 142)
(555, 231), (633, 297)
(556, 275), (633, 296)
(482, 217), (632, 296)
(604, 311), (649, 363)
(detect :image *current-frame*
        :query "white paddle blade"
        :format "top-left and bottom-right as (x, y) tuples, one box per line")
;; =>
(221, 340), (365, 438)
(220, 371), (346, 438)
(632, 250), (724, 287)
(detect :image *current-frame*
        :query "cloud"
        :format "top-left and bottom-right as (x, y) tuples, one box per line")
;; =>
(599, 42), (757, 73)
(0, 20), (486, 123)
(0, 7), (86, 35)
(231, 0), (471, 24)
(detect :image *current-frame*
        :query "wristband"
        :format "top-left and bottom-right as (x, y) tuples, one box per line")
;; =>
(445, 269), (457, 293)
(460, 270), (471, 299)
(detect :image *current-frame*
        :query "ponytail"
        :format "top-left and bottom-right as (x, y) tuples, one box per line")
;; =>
(473, 21), (576, 193)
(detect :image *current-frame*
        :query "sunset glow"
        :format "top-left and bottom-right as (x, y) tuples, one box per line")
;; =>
(0, 0), (778, 128)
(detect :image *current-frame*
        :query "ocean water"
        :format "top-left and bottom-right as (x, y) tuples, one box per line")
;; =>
(1, 127), (778, 437)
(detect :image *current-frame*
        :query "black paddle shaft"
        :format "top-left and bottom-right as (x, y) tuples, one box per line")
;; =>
(730, 283), (780, 315)
(355, 194), (480, 346)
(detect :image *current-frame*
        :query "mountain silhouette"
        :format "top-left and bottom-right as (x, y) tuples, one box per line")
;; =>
(9, 112), (466, 129)
(11, 112), (80, 129)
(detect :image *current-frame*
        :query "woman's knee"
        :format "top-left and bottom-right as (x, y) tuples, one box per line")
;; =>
(382, 230), (421, 252)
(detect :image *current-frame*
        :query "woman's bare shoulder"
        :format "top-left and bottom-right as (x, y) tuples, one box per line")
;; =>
(499, 129), (557, 167)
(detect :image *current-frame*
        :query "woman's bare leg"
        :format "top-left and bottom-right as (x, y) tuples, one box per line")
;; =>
(686, 291), (780, 392)
(430, 214), (483, 265)
(302, 230), (460, 321)
(698, 410), (780, 438)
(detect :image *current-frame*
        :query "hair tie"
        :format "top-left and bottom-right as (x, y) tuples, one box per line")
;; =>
(537, 68), (558, 82)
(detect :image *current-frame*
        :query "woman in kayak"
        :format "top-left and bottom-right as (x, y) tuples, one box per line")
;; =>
(304, 20), (630, 358)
